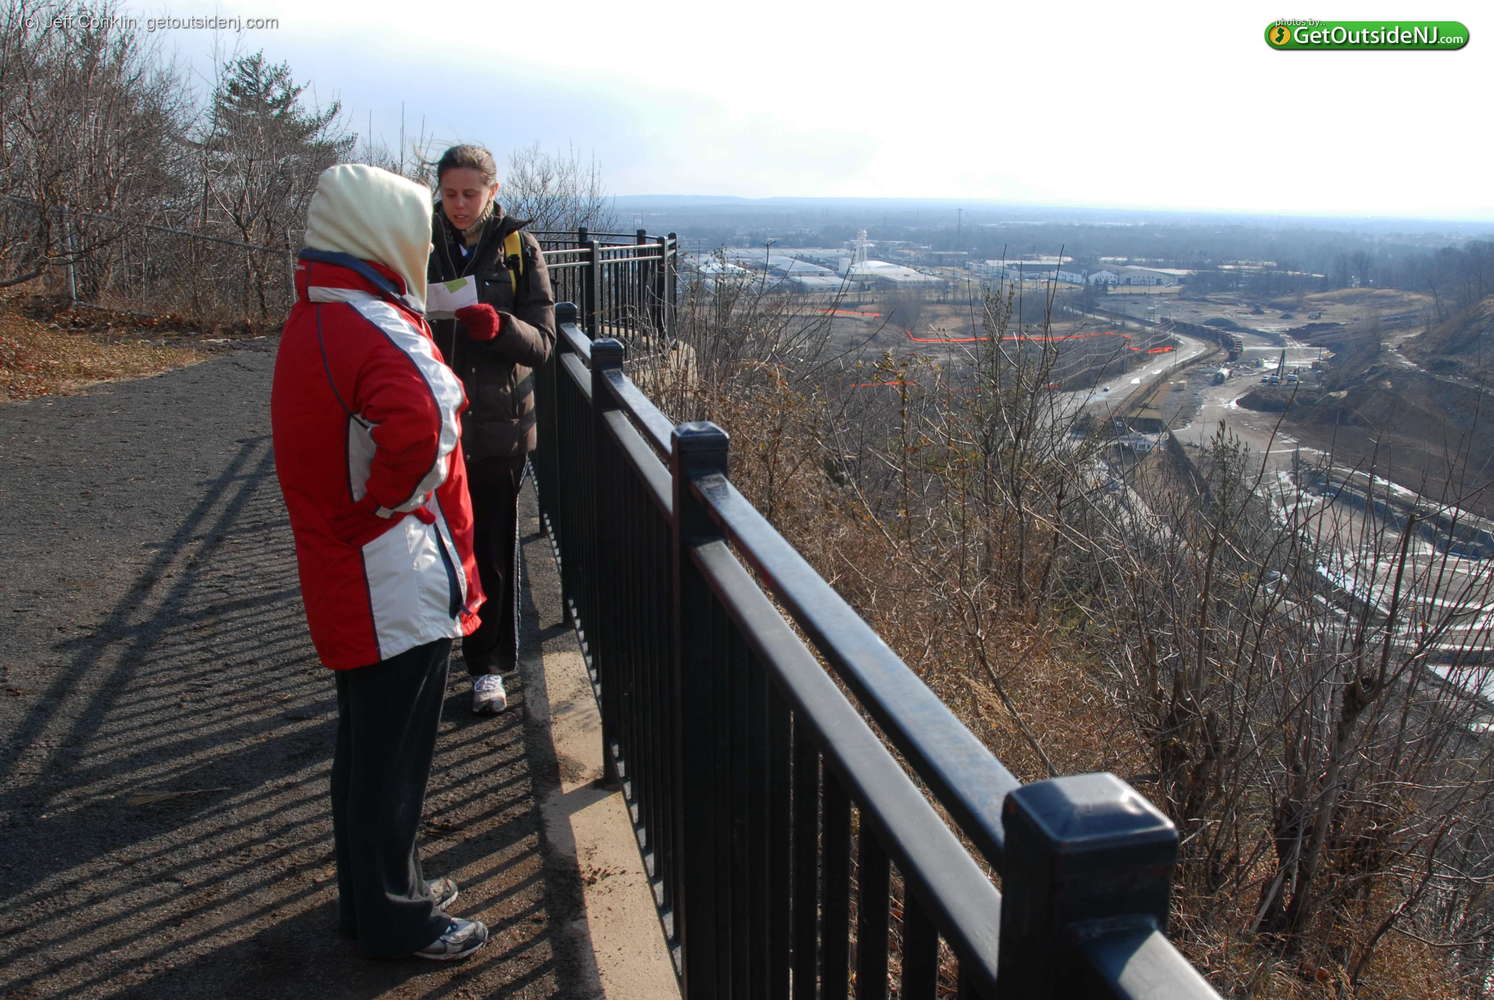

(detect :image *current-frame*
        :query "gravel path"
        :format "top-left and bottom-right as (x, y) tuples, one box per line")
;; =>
(0, 343), (599, 998)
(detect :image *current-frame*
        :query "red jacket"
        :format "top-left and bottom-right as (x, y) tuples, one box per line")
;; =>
(271, 253), (485, 669)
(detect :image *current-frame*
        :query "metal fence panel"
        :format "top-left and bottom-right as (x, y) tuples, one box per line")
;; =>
(530, 277), (1221, 998)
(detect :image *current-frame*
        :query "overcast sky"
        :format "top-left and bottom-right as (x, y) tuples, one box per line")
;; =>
(117, 0), (1490, 220)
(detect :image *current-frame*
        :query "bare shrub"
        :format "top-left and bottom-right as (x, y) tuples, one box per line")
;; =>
(502, 142), (616, 234)
(656, 261), (1494, 997)
(1068, 424), (1494, 995)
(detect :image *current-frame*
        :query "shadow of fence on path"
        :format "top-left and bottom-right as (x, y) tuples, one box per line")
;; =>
(0, 388), (600, 998)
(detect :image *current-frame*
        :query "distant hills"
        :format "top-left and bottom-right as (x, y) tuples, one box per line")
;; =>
(610, 195), (1494, 234)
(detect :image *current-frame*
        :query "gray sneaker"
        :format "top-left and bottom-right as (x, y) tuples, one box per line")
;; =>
(426, 876), (458, 911)
(472, 674), (507, 715)
(414, 917), (489, 961)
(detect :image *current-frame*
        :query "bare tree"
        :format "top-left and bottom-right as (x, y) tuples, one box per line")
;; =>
(0, 0), (191, 291)
(500, 142), (616, 234)
(1068, 423), (1494, 993)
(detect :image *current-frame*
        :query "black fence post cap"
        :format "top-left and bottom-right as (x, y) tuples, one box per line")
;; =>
(671, 423), (729, 484)
(672, 421), (729, 451)
(556, 301), (579, 324)
(592, 338), (625, 369)
(1005, 772), (1176, 853)
(1001, 771), (1177, 940)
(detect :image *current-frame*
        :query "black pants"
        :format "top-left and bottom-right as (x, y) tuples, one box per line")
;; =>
(464, 455), (526, 676)
(332, 638), (452, 957)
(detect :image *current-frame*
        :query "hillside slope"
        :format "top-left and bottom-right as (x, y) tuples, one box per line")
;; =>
(1405, 294), (1494, 382)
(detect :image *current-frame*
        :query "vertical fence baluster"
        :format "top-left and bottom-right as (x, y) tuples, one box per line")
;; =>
(856, 823), (890, 1000)
(666, 232), (678, 337)
(534, 302), (574, 530)
(649, 498), (675, 921)
(557, 329), (583, 623)
(717, 603), (743, 999)
(745, 644), (770, 1000)
(591, 338), (625, 784)
(651, 235), (668, 339)
(635, 228), (646, 338)
(623, 464), (646, 834)
(766, 682), (792, 1000)
(823, 771), (851, 1000)
(900, 887), (939, 999)
(792, 722), (820, 1000)
(612, 244), (622, 337)
(585, 239), (602, 337)
(672, 422), (730, 999)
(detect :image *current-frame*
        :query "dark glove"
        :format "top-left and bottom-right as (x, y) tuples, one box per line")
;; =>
(455, 303), (502, 341)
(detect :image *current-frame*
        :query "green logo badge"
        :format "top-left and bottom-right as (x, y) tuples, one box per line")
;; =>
(1265, 20), (1468, 49)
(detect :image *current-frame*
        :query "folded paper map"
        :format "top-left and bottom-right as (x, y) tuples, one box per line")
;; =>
(426, 275), (478, 319)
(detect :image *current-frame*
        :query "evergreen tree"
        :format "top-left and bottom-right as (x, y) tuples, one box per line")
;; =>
(199, 51), (354, 251)
(197, 51), (353, 315)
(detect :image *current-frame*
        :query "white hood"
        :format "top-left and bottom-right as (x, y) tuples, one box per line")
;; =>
(303, 164), (431, 310)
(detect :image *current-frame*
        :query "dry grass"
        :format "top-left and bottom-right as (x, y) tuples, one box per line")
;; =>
(1305, 287), (1433, 309)
(681, 321), (1479, 1000)
(0, 294), (269, 403)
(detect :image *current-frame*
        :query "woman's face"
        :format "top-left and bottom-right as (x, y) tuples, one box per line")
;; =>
(439, 167), (499, 231)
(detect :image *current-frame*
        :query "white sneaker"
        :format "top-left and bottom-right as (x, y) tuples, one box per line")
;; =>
(472, 674), (507, 715)
(413, 917), (489, 961)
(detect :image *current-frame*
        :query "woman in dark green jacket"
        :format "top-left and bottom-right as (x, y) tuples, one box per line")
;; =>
(427, 144), (557, 715)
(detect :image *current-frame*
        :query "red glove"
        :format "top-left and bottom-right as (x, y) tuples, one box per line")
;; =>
(455, 303), (502, 341)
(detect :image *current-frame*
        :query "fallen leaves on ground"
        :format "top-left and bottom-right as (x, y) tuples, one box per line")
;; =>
(0, 295), (263, 402)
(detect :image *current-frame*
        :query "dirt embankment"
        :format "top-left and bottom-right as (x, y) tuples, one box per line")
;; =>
(1404, 294), (1494, 382)
(0, 295), (273, 403)
(1226, 289), (1490, 517)
(1240, 364), (1494, 517)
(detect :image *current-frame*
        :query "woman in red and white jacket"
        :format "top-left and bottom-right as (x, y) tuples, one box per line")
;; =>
(270, 163), (490, 962)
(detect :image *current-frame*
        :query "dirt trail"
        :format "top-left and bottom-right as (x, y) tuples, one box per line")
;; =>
(0, 343), (599, 998)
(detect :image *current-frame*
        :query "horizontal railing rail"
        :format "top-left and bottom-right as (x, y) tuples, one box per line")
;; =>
(533, 227), (666, 245)
(531, 302), (1222, 999)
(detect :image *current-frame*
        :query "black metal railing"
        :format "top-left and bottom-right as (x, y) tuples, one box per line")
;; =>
(535, 228), (678, 360)
(532, 301), (1222, 999)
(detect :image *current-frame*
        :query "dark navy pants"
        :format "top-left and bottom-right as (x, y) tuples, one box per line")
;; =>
(332, 637), (451, 957)
(463, 455), (526, 676)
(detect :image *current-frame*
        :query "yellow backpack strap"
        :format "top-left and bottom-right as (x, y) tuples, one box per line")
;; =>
(503, 229), (525, 296)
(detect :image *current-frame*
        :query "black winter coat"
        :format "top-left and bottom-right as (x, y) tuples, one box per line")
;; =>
(428, 205), (556, 460)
